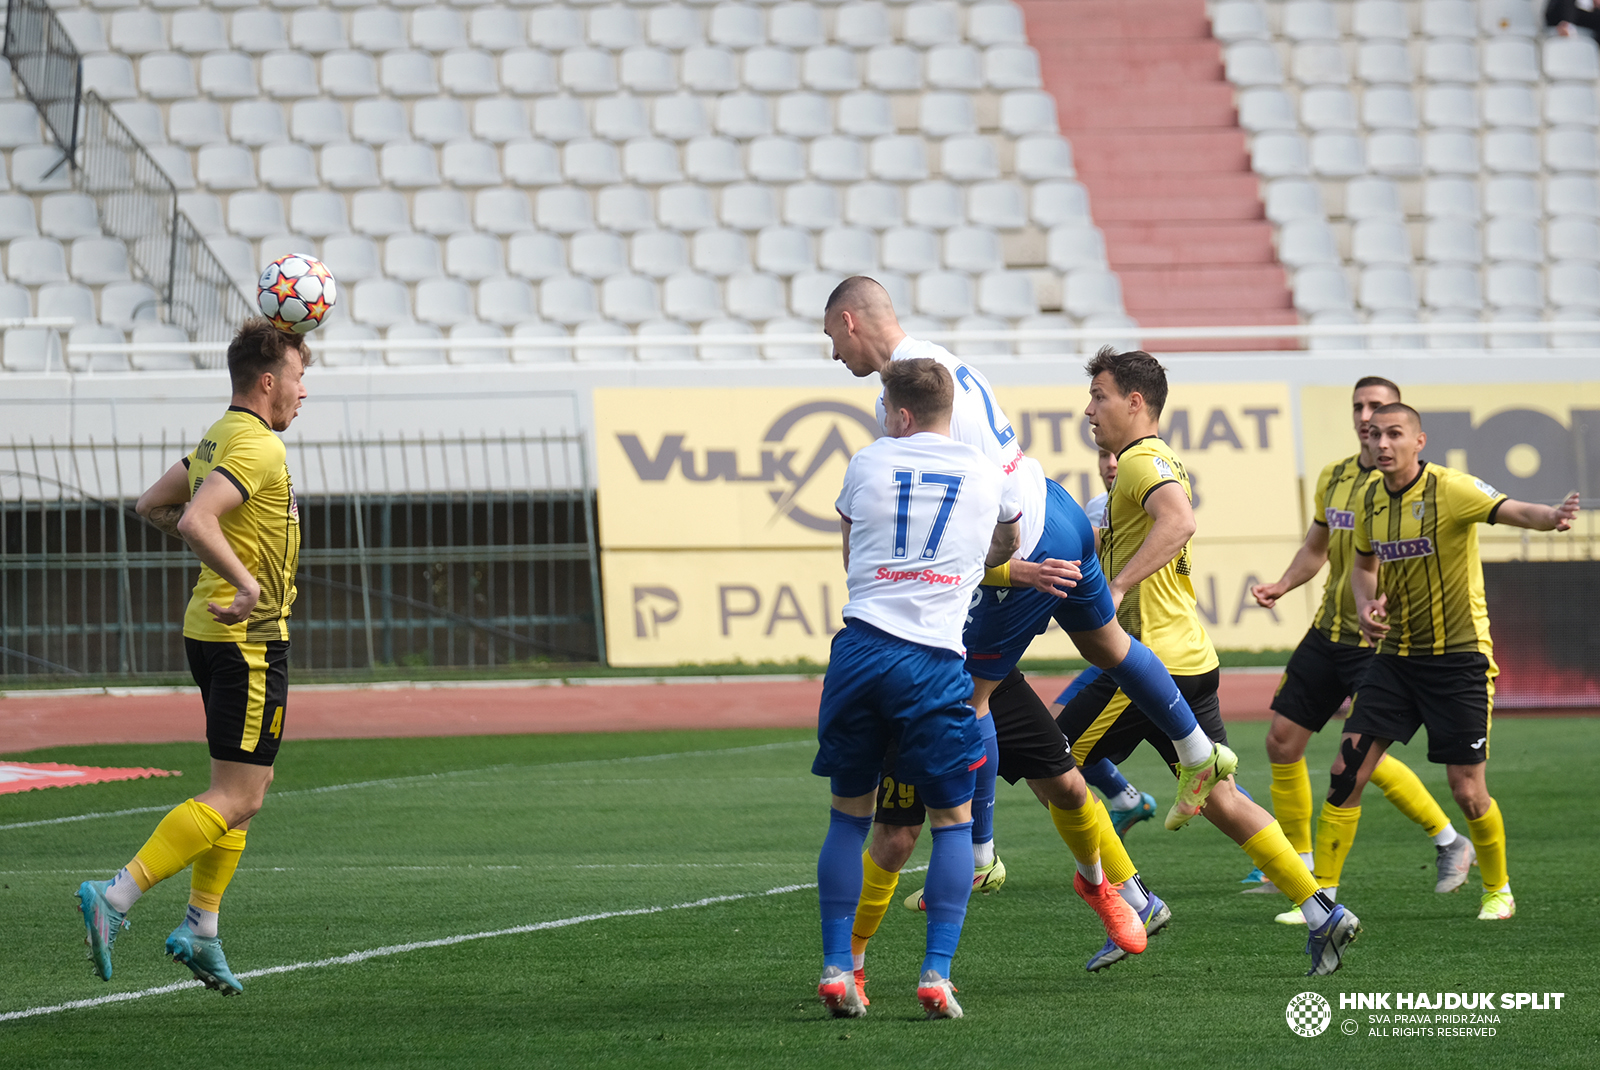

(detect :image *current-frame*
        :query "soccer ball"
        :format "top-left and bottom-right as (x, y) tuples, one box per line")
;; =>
(257, 253), (337, 335)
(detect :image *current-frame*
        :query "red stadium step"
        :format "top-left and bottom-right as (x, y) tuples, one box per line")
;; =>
(1018, 0), (1298, 352)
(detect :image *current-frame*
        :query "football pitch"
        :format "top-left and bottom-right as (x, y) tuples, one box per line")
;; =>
(2, 718), (1596, 1069)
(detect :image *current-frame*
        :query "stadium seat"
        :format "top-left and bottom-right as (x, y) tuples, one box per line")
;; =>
(663, 270), (722, 322)
(1015, 135), (1075, 180)
(680, 46), (737, 93)
(1549, 175), (1600, 217)
(1012, 312), (1071, 355)
(1550, 262), (1600, 308)
(346, 189), (406, 237)
(1357, 42), (1413, 83)
(570, 230), (627, 280)
(414, 277), (475, 327)
(1423, 86), (1477, 129)
(1363, 86), (1419, 130)
(1485, 85), (1538, 129)
(322, 143), (381, 188)
(260, 142), (318, 189)
(744, 47), (801, 94)
(686, 227), (747, 277)
(1486, 218), (1542, 262)
(928, 44), (982, 91)
(1238, 88), (1296, 132)
(207, 237), (254, 286)
(199, 52), (256, 98)
(1485, 264), (1542, 309)
(838, 91), (895, 137)
(443, 233), (501, 281)
(1292, 43), (1348, 84)
(1484, 39), (1539, 83)
(755, 225), (814, 275)
(379, 322), (445, 367)
(760, 316), (823, 360)
(70, 237), (130, 285)
(1486, 176), (1540, 217)
(1251, 133), (1311, 177)
(231, 101), (287, 146)
(1292, 266), (1353, 311)
(1358, 266), (1418, 310)
(139, 52), (196, 99)
(58, 10), (110, 54)
(1484, 309), (1542, 349)
(908, 180), (964, 227)
(810, 136), (869, 182)
(82, 54), (138, 100)
(322, 235), (380, 282)
(1283, 1), (1339, 42)
(384, 234), (441, 282)
(323, 51), (381, 97)
(37, 282), (95, 321)
(904, 2), (961, 47)
(504, 139), (562, 185)
(415, 189), (470, 236)
(1550, 305), (1600, 346)
(659, 183), (717, 231)
(232, 9), (288, 54)
(506, 231), (565, 280)
(623, 137), (681, 184)
(685, 136), (745, 183)
(262, 51), (318, 99)
(563, 48), (618, 94)
(197, 144), (257, 190)
(475, 276), (536, 327)
(1000, 91), (1058, 135)
(917, 270), (974, 316)
(792, 269), (846, 316)
(39, 194), (100, 240)
(1424, 219), (1481, 262)
(129, 324), (196, 372)
(1546, 36), (1600, 81)
(1032, 180), (1095, 228)
(1345, 177), (1403, 221)
(941, 135), (1000, 182)
(441, 50), (499, 96)
(709, 4), (763, 49)
(1547, 84), (1600, 128)
(1264, 179), (1322, 223)
(1423, 41), (1477, 83)
(1064, 269), (1123, 317)
(985, 46), (1041, 90)
(1548, 129), (1600, 172)
(1352, 0), (1408, 40)
(99, 282), (158, 329)
(848, 181), (905, 228)
(293, 99), (348, 145)
(1352, 219), (1412, 265)
(293, 9), (348, 53)
(620, 47), (676, 93)
(1046, 224), (1109, 271)
(528, 6), (583, 51)
(722, 271), (784, 320)
(1550, 217), (1600, 262)
(109, 101), (161, 144)
(968, 1), (1028, 46)
(883, 226), (941, 273)
(1312, 134), (1365, 176)
(590, 6), (643, 51)
(836, 1), (893, 48)
(1424, 265), (1482, 310)
(1482, 0), (1537, 35)
(413, 6), (467, 52)
(945, 225), (1003, 272)
(352, 7), (406, 52)
(1421, 0), (1475, 37)
(782, 183), (838, 230)
(1302, 87), (1357, 131)
(10, 145), (69, 193)
(537, 274), (597, 326)
(2, 326), (60, 372)
(871, 135), (929, 181)
(382, 142), (442, 187)
(716, 93), (772, 139)
(596, 96), (650, 142)
(748, 137), (805, 182)
(654, 93), (710, 140)
(773, 2), (826, 49)
(468, 98), (526, 143)
(1276, 218), (1339, 266)
(503, 49), (559, 95)
(777, 92), (832, 138)
(630, 228), (688, 278)
(1426, 131), (1480, 174)
(721, 183), (778, 231)
(968, 181), (1026, 230)
(818, 226), (877, 272)
(0, 194), (38, 240)
(383, 50), (440, 96)
(867, 44), (923, 91)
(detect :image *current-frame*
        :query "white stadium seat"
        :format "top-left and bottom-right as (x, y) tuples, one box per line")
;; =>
(232, 9), (288, 54)
(1345, 177), (1403, 221)
(883, 226), (940, 273)
(479, 276), (537, 326)
(508, 232), (566, 279)
(632, 229), (690, 277)
(1549, 175), (1600, 217)
(83, 54), (138, 100)
(139, 52), (196, 99)
(663, 271), (722, 322)
(537, 187), (595, 233)
(1548, 129), (1600, 173)
(908, 180), (963, 228)
(686, 136), (746, 183)
(294, 99), (348, 145)
(1033, 180), (1091, 226)
(1358, 266), (1417, 310)
(755, 225), (815, 275)
(442, 50), (500, 96)
(1311, 134), (1365, 176)
(503, 49), (558, 95)
(683, 46), (739, 93)
(1549, 217), (1600, 262)
(1264, 179), (1322, 224)
(726, 271), (788, 320)
(1237, 89), (1295, 132)
(749, 137), (806, 183)
(1550, 262), (1600, 309)
(944, 225), (1003, 272)
(1292, 266), (1353, 312)
(414, 6), (468, 51)
(1283, 1), (1338, 41)
(835, 2), (893, 48)
(744, 47), (801, 93)
(1277, 218), (1339, 267)
(709, 4), (764, 49)
(1292, 43), (1348, 85)
(231, 100), (286, 146)
(692, 227), (752, 276)
(540, 275), (600, 325)
(1367, 131), (1422, 175)
(717, 93), (773, 138)
(323, 143), (381, 188)
(778, 92), (832, 138)
(1486, 218), (1542, 262)
(293, 9), (348, 53)
(985, 46), (1042, 90)
(968, 181), (1026, 229)
(968, 2), (1028, 46)
(655, 93), (712, 140)
(602, 274), (660, 324)
(1352, 219), (1412, 265)
(1547, 85), (1600, 128)
(1363, 86), (1418, 129)
(1046, 224), (1109, 271)
(1546, 36), (1600, 81)
(1214, 2), (1270, 43)
(352, 7), (406, 52)
(1064, 269), (1123, 317)
(1301, 87), (1357, 131)
(0, 195), (38, 240)
(262, 51), (318, 99)
(1483, 38), (1539, 83)
(658, 184), (717, 231)
(595, 185), (652, 234)
(535, 97), (591, 143)
(1424, 219), (1481, 263)
(623, 137), (684, 184)
(928, 44), (982, 90)
(868, 45), (924, 90)
(1421, 0), (1474, 37)
(805, 46), (861, 92)
(1352, 0), (1408, 40)
(591, 6), (644, 50)
(528, 7), (584, 51)
(322, 235), (380, 282)
(197, 144), (257, 190)
(70, 237), (130, 284)
(324, 51), (381, 97)
(917, 270), (974, 316)
(942, 135), (1000, 182)
(1486, 176), (1540, 218)
(920, 92), (976, 137)
(260, 142), (318, 189)
(351, 189), (410, 236)
(1425, 131), (1479, 174)
(1251, 133), (1311, 178)
(1423, 86), (1477, 129)
(818, 227), (877, 273)
(848, 182), (904, 228)
(1357, 42), (1413, 83)
(58, 10), (110, 54)
(1485, 263), (1541, 309)
(722, 183), (779, 230)
(1423, 41), (1476, 83)
(40, 193), (100, 240)
(904, 2), (961, 47)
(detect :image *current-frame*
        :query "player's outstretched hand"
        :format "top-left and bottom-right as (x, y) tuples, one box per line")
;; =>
(1358, 594), (1389, 644)
(1551, 491), (1580, 532)
(1251, 581), (1287, 609)
(1009, 557), (1080, 598)
(208, 582), (261, 625)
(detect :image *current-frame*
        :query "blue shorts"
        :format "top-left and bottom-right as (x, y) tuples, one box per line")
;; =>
(965, 478), (1117, 681)
(813, 619), (984, 798)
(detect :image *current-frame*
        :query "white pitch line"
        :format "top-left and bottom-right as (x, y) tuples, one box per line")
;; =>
(0, 880), (819, 1024)
(0, 740), (813, 833)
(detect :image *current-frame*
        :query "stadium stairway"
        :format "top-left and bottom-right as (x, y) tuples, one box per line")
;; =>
(1019, 0), (1299, 349)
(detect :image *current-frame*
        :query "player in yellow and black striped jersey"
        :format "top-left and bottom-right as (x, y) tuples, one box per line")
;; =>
(76, 320), (312, 997)
(1058, 347), (1363, 975)
(1247, 379), (1467, 919)
(1314, 402), (1580, 924)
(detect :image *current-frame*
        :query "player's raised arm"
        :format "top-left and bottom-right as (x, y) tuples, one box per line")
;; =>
(1107, 481), (1196, 607)
(135, 460), (195, 540)
(1489, 492), (1580, 532)
(1253, 522), (1331, 609)
(178, 474), (260, 625)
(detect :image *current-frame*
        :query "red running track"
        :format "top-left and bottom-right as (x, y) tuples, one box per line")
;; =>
(0, 673), (1288, 753)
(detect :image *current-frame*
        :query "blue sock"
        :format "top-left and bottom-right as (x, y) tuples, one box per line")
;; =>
(1104, 638), (1200, 741)
(972, 715), (999, 850)
(922, 821), (974, 978)
(1084, 757), (1131, 801)
(1053, 665), (1103, 707)
(818, 809), (872, 973)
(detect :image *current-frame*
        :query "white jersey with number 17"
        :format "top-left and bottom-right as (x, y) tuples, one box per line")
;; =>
(876, 336), (1049, 557)
(835, 431), (1020, 655)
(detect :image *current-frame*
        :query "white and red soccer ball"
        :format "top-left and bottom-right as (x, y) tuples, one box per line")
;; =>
(257, 253), (337, 334)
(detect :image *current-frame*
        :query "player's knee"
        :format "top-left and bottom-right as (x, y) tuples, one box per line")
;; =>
(872, 824), (920, 868)
(1264, 718), (1308, 764)
(1031, 770), (1086, 810)
(1326, 736), (1372, 806)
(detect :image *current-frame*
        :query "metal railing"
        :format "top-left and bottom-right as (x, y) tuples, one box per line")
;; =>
(0, 433), (605, 679)
(2, 0), (80, 178)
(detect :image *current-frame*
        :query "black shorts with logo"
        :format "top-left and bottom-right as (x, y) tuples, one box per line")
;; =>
(1057, 668), (1227, 772)
(873, 668), (1075, 827)
(186, 638), (289, 767)
(1270, 627), (1374, 733)
(1342, 651), (1495, 766)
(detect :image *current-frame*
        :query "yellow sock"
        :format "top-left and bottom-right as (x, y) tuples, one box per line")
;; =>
(189, 828), (247, 913)
(1242, 821), (1320, 905)
(126, 799), (230, 891)
(1269, 759), (1314, 855)
(1049, 800), (1101, 870)
(1466, 798), (1508, 892)
(850, 850), (901, 955)
(1312, 801), (1362, 890)
(1092, 799), (1138, 885)
(1370, 755), (1451, 837)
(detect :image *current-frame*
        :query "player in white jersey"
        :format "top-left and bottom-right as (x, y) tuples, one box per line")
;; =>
(823, 277), (1228, 982)
(812, 358), (1013, 1019)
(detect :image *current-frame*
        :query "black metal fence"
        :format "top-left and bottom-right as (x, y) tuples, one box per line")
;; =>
(0, 434), (605, 678)
(2, 0), (80, 175)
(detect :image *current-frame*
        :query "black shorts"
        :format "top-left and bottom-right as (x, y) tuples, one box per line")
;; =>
(186, 638), (289, 767)
(873, 669), (1076, 826)
(1343, 652), (1496, 766)
(1057, 668), (1227, 773)
(1270, 628), (1374, 733)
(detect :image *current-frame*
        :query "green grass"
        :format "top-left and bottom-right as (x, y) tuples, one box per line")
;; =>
(2, 720), (1596, 1068)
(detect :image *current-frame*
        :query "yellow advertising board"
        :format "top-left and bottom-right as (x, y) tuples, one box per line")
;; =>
(596, 380), (1312, 665)
(1300, 383), (1600, 563)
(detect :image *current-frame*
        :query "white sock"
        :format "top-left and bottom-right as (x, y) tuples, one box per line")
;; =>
(1323, 884), (1337, 902)
(184, 904), (219, 939)
(1300, 890), (1335, 928)
(1432, 824), (1458, 847)
(972, 839), (995, 868)
(103, 868), (143, 914)
(1174, 727), (1214, 768)
(851, 951), (865, 971)
(1493, 881), (1510, 894)
(1118, 874), (1150, 912)
(1076, 860), (1103, 884)
(1299, 852), (1313, 869)
(1110, 784), (1142, 811)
